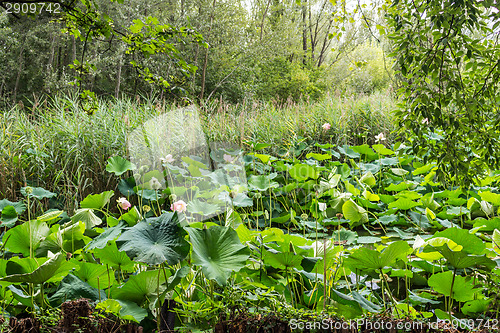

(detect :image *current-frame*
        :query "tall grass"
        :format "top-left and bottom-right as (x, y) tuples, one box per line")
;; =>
(0, 92), (396, 210)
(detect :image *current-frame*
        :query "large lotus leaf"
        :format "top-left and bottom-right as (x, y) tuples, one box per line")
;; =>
(416, 237), (462, 261)
(120, 206), (143, 227)
(117, 212), (189, 266)
(288, 164), (320, 181)
(344, 241), (411, 272)
(5, 257), (46, 276)
(0, 199), (26, 214)
(263, 248), (303, 270)
(3, 220), (50, 256)
(106, 156), (136, 176)
(37, 210), (64, 223)
(342, 199), (368, 226)
(360, 171), (376, 187)
(80, 191), (115, 210)
(71, 208), (102, 229)
(1, 206), (18, 227)
(494, 229), (500, 248)
(330, 289), (363, 319)
(433, 228), (485, 254)
(94, 241), (136, 272)
(428, 271), (478, 302)
(429, 244), (496, 270)
(388, 198), (421, 210)
(49, 274), (106, 305)
(37, 222), (87, 257)
(21, 187), (57, 199)
(0, 252), (65, 284)
(479, 190), (500, 206)
(85, 222), (126, 250)
(188, 199), (220, 216)
(188, 225), (250, 286)
(111, 270), (167, 304)
(461, 299), (490, 316)
(75, 262), (115, 289)
(96, 299), (148, 324)
(248, 175), (279, 191)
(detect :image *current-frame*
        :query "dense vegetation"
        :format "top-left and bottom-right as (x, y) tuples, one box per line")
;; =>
(2, 0), (500, 332)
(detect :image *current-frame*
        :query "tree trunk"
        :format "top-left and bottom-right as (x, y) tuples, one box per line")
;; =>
(260, 0), (272, 40)
(302, 0), (307, 66)
(199, 0), (217, 102)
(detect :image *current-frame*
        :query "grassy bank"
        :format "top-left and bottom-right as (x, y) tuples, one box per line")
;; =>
(0, 92), (396, 209)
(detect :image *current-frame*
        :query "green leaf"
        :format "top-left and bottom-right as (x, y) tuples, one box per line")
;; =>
(111, 270), (166, 304)
(428, 271), (478, 302)
(306, 152), (332, 161)
(248, 175), (279, 191)
(94, 241), (136, 272)
(187, 225), (250, 286)
(479, 191), (500, 206)
(461, 299), (490, 315)
(342, 199), (368, 226)
(97, 299), (147, 323)
(388, 198), (421, 210)
(360, 171), (376, 187)
(117, 212), (189, 266)
(344, 241), (410, 271)
(106, 156), (136, 176)
(433, 228), (485, 255)
(351, 291), (382, 313)
(188, 199), (220, 216)
(263, 248), (303, 270)
(0, 253), (66, 284)
(75, 262), (115, 289)
(372, 144), (394, 155)
(3, 220), (50, 256)
(80, 191), (115, 210)
(288, 164), (320, 181)
(0, 206), (18, 227)
(71, 208), (102, 229)
(85, 223), (125, 250)
(0, 199), (26, 214)
(37, 210), (64, 223)
(21, 187), (57, 199)
(50, 274), (105, 305)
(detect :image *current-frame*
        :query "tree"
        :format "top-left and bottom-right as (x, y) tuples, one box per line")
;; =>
(386, 0), (500, 187)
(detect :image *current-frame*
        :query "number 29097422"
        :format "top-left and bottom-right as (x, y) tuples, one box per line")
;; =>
(4, 2), (61, 14)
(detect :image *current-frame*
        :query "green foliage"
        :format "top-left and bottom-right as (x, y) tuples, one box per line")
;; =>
(387, 0), (500, 186)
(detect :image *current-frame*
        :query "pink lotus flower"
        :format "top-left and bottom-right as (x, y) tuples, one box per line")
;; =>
(160, 154), (175, 164)
(322, 123), (331, 130)
(223, 154), (234, 163)
(117, 197), (131, 210)
(375, 132), (386, 143)
(171, 200), (187, 213)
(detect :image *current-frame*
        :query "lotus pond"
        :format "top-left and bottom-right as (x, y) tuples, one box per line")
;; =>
(1, 139), (500, 332)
